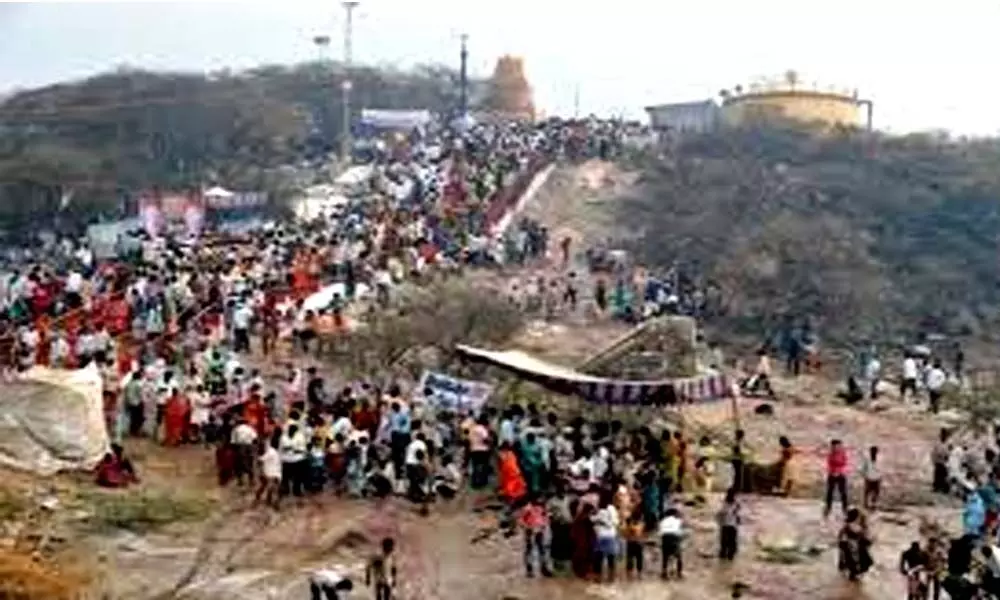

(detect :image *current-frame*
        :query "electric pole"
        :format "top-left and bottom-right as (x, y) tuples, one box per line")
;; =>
(341, 1), (359, 164)
(459, 33), (469, 119)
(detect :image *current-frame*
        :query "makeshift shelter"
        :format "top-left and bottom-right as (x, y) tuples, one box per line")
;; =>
(0, 365), (108, 476)
(455, 344), (729, 406)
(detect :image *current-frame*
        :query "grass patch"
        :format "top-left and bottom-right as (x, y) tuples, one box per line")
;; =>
(84, 490), (214, 534)
(0, 488), (28, 522)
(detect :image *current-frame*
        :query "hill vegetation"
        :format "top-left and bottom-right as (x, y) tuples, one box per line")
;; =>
(620, 124), (1000, 346)
(0, 61), (471, 228)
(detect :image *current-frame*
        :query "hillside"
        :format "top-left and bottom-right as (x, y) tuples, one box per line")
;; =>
(0, 62), (471, 228)
(619, 125), (1000, 347)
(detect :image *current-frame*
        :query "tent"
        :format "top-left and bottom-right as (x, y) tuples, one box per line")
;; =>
(455, 344), (730, 406)
(204, 186), (234, 201)
(0, 364), (109, 475)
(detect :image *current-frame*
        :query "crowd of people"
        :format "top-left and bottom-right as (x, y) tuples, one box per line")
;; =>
(2, 113), (995, 600)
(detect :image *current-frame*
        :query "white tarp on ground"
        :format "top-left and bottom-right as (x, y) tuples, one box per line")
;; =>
(0, 364), (108, 475)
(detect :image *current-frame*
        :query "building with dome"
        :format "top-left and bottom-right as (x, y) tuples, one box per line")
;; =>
(720, 71), (873, 130)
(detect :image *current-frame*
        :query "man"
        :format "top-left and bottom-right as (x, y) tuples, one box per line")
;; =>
(926, 360), (947, 414)
(860, 445), (882, 511)
(824, 439), (849, 518)
(231, 301), (253, 354)
(931, 429), (952, 494)
(901, 353), (919, 400)
(230, 417), (258, 487)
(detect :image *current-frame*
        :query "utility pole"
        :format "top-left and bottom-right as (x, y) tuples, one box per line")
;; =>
(459, 33), (469, 119)
(574, 84), (581, 119)
(340, 1), (359, 165)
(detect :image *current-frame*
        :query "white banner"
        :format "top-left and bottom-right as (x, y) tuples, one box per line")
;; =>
(414, 370), (494, 414)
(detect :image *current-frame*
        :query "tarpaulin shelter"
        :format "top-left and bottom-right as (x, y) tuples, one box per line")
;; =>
(0, 364), (109, 475)
(455, 344), (730, 406)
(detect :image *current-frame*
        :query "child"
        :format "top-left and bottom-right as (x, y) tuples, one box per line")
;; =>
(519, 494), (552, 577)
(658, 506), (684, 579)
(366, 537), (397, 600)
(623, 510), (645, 578)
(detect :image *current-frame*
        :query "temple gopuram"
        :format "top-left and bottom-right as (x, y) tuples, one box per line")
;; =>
(482, 55), (535, 122)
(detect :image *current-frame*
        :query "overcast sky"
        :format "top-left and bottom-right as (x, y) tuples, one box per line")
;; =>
(0, 1), (997, 134)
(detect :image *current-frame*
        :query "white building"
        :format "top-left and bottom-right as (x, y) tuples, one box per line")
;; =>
(645, 100), (721, 133)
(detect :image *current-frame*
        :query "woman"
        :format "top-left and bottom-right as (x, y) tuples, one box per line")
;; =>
(161, 387), (190, 447)
(570, 501), (596, 579)
(717, 487), (741, 561)
(838, 507), (873, 580)
(778, 436), (798, 496)
(497, 442), (527, 505)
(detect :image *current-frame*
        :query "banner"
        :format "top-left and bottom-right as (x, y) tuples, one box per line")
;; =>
(414, 370), (494, 414)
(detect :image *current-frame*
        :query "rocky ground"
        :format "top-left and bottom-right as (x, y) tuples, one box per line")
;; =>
(1, 161), (969, 600)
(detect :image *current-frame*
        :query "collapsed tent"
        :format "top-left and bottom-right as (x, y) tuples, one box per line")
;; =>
(0, 364), (109, 475)
(455, 344), (730, 406)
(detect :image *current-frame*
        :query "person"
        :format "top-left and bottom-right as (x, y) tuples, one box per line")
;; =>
(433, 453), (462, 500)
(717, 488), (741, 561)
(593, 495), (621, 581)
(838, 508), (873, 581)
(730, 429), (747, 494)
(901, 352), (919, 400)
(824, 439), (849, 518)
(519, 494), (552, 577)
(926, 360), (947, 414)
(95, 444), (139, 488)
(570, 502), (596, 579)
(932, 429), (951, 494)
(547, 487), (573, 573)
(230, 417), (258, 487)
(497, 442), (527, 505)
(658, 506), (684, 579)
(900, 541), (930, 600)
(255, 435), (282, 510)
(860, 445), (881, 511)
(366, 537), (397, 600)
(962, 483), (985, 538)
(623, 510), (645, 579)
(308, 568), (353, 600)
(467, 415), (492, 490)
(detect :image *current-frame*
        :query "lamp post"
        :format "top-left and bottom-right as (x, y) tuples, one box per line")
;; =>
(341, 1), (359, 165)
(459, 33), (469, 119)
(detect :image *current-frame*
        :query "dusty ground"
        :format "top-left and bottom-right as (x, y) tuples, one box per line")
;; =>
(2, 161), (966, 600)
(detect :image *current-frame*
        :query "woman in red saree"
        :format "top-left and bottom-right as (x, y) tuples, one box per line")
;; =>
(497, 443), (527, 504)
(161, 389), (190, 446)
(570, 502), (596, 579)
(243, 393), (269, 439)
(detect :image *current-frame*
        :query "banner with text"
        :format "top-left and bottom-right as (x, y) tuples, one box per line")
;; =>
(414, 370), (494, 414)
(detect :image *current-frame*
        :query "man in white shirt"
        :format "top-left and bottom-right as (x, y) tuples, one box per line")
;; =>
(231, 302), (253, 353)
(900, 354), (919, 400)
(926, 360), (947, 414)
(255, 441), (282, 509)
(280, 425), (308, 497)
(231, 419), (258, 487)
(658, 507), (685, 579)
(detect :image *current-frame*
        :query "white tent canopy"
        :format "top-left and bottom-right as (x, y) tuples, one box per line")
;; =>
(204, 186), (234, 199)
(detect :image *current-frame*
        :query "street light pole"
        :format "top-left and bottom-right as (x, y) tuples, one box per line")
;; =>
(341, 1), (359, 164)
(459, 33), (469, 119)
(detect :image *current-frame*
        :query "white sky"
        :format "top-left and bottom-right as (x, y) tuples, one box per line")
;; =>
(0, 0), (997, 134)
